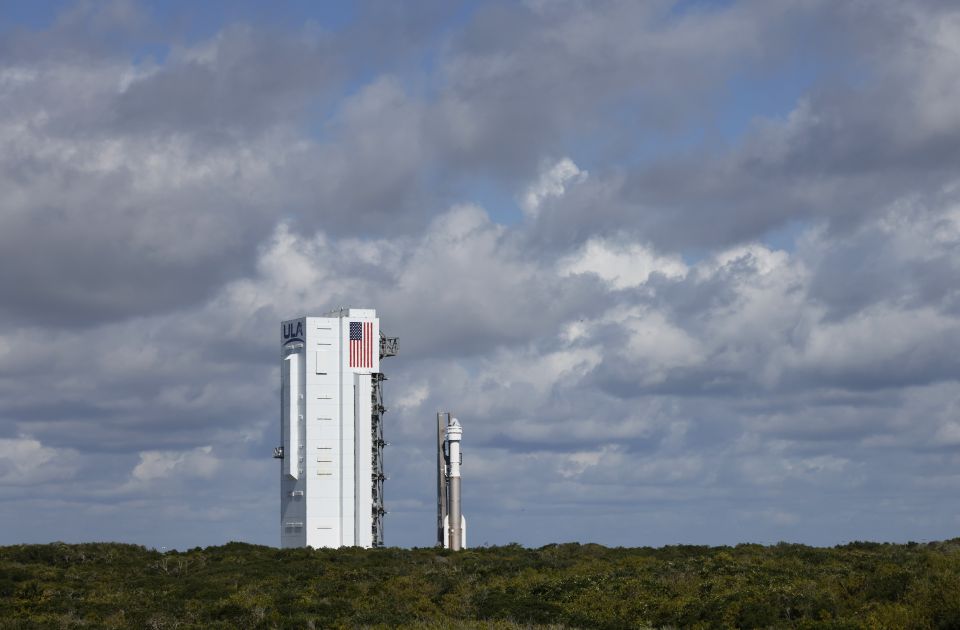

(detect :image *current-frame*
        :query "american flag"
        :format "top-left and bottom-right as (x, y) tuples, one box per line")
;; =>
(349, 321), (373, 368)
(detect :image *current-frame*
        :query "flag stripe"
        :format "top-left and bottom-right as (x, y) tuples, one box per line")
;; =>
(348, 320), (374, 368)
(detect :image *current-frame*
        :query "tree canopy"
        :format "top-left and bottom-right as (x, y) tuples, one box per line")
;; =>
(2, 539), (959, 628)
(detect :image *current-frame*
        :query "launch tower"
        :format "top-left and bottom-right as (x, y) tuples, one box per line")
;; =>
(276, 308), (397, 548)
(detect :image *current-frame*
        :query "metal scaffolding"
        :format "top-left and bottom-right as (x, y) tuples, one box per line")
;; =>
(436, 412), (450, 547)
(372, 332), (398, 547)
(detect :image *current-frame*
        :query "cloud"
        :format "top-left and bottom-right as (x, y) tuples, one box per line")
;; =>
(0, 436), (81, 486)
(112, 24), (341, 134)
(131, 446), (220, 482)
(521, 158), (586, 217)
(432, 0), (774, 182)
(786, 306), (960, 390)
(560, 237), (687, 289)
(520, 2), (960, 250)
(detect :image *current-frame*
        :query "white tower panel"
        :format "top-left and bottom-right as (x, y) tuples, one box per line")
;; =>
(280, 309), (381, 549)
(354, 373), (373, 548)
(283, 352), (301, 480)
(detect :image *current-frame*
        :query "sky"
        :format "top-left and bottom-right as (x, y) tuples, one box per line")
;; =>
(1, 0), (960, 550)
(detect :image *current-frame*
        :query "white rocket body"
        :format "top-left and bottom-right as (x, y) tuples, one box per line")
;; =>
(442, 417), (466, 550)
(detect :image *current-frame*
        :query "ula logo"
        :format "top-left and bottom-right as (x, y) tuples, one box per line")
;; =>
(283, 321), (304, 345)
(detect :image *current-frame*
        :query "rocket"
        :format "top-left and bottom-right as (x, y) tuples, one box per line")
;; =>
(437, 412), (466, 550)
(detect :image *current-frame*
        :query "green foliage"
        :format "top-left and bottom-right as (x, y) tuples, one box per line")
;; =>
(1, 539), (959, 628)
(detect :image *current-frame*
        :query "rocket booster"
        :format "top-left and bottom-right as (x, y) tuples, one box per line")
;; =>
(438, 413), (466, 550)
(446, 418), (463, 551)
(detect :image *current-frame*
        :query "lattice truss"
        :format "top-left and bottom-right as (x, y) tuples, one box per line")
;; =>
(372, 333), (398, 547)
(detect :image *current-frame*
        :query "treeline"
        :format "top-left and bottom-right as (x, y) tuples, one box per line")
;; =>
(2, 539), (960, 628)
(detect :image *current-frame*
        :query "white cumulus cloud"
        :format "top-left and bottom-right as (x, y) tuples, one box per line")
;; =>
(0, 436), (81, 486)
(521, 157), (586, 217)
(132, 445), (221, 482)
(560, 237), (688, 289)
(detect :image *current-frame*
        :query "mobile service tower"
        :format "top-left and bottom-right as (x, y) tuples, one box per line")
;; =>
(276, 308), (397, 548)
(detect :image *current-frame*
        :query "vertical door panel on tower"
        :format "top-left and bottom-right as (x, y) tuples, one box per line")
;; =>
(283, 351), (301, 480)
(280, 320), (307, 548)
(307, 318), (341, 548)
(354, 373), (373, 548)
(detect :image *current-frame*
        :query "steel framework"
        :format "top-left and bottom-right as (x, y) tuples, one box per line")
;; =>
(372, 333), (398, 547)
(436, 411), (450, 547)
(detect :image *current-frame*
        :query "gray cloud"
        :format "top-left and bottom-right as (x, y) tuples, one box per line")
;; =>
(112, 25), (341, 135)
(525, 2), (960, 250)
